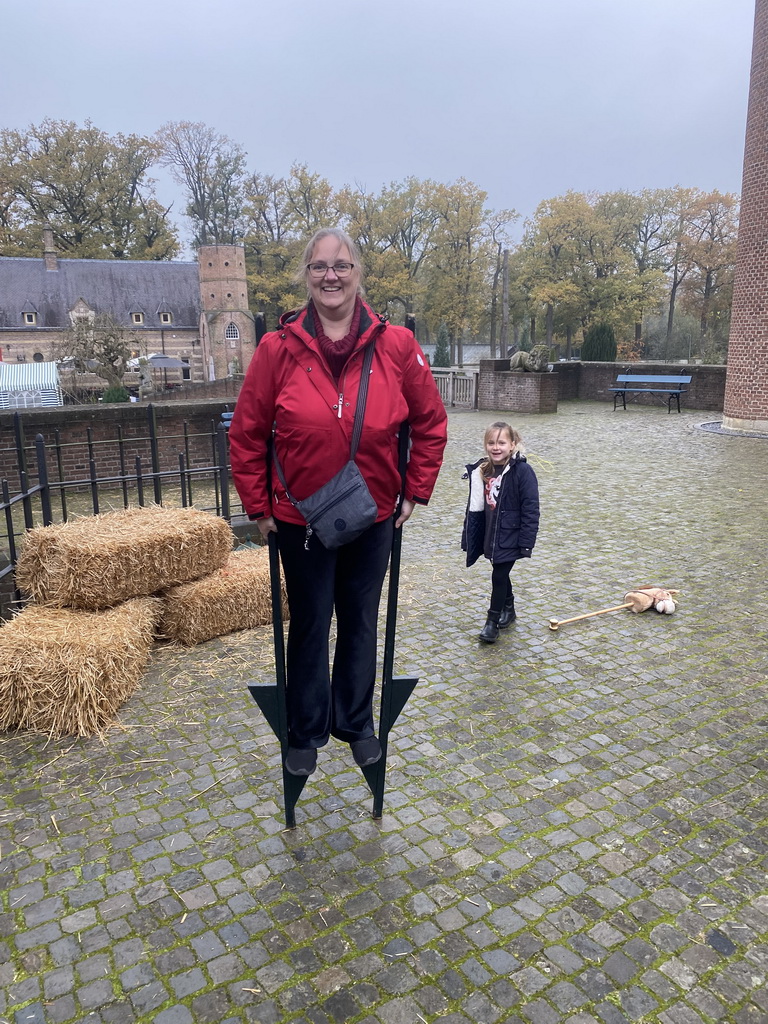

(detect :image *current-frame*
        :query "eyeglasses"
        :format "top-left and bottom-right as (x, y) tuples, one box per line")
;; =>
(306, 262), (355, 278)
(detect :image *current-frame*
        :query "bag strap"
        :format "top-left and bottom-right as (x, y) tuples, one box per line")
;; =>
(272, 339), (376, 506)
(349, 338), (375, 459)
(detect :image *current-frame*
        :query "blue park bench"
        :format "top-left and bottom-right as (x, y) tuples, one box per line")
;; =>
(610, 372), (692, 414)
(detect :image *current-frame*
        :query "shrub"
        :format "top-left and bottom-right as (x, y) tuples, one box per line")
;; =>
(581, 323), (617, 362)
(433, 323), (450, 367)
(102, 385), (131, 403)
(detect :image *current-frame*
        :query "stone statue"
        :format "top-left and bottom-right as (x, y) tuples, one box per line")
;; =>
(138, 359), (155, 399)
(508, 345), (550, 372)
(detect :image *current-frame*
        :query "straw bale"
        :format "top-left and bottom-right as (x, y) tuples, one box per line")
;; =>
(159, 545), (288, 646)
(0, 597), (160, 738)
(16, 505), (233, 610)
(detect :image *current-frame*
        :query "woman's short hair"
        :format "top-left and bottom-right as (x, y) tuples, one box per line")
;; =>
(294, 227), (365, 297)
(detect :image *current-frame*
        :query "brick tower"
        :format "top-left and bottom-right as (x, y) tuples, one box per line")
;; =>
(198, 245), (256, 380)
(723, 0), (768, 432)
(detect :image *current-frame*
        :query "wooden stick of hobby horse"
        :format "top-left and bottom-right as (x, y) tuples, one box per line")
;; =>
(549, 589), (680, 631)
(549, 603), (633, 630)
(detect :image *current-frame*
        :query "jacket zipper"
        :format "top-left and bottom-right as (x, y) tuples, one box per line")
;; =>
(335, 326), (382, 420)
(491, 462), (511, 556)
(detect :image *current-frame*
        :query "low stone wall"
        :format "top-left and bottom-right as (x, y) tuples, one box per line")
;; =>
(480, 360), (727, 413)
(478, 361), (559, 413)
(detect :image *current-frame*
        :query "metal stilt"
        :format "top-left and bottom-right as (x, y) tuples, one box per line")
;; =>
(362, 422), (417, 818)
(248, 532), (306, 828)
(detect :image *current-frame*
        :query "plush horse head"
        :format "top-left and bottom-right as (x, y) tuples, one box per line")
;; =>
(624, 587), (676, 614)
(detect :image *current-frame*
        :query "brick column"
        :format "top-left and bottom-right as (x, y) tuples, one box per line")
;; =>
(724, 0), (768, 431)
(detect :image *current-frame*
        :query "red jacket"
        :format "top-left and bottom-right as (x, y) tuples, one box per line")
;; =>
(228, 302), (448, 526)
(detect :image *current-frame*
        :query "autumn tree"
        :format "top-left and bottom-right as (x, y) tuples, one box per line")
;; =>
(517, 192), (588, 352)
(679, 191), (738, 358)
(336, 182), (401, 316)
(242, 164), (337, 325)
(284, 163), (337, 237)
(0, 119), (179, 259)
(621, 189), (677, 354)
(425, 180), (497, 365)
(158, 121), (247, 246)
(242, 172), (304, 325)
(369, 178), (441, 322)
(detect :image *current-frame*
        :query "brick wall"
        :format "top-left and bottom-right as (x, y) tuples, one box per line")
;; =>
(478, 361), (726, 413)
(723, 0), (768, 430)
(0, 398), (237, 484)
(478, 362), (559, 413)
(563, 362), (726, 411)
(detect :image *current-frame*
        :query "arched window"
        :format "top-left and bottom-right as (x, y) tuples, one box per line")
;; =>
(225, 322), (240, 340)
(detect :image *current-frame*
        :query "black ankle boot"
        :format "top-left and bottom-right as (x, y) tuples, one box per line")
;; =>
(478, 615), (500, 643)
(498, 596), (516, 628)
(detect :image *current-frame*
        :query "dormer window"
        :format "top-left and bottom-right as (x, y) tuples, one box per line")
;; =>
(23, 312), (37, 326)
(132, 312), (145, 325)
(159, 311), (172, 325)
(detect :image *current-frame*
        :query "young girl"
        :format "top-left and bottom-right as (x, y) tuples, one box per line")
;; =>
(461, 421), (540, 643)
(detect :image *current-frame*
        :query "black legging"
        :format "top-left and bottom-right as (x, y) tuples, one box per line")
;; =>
(490, 560), (516, 615)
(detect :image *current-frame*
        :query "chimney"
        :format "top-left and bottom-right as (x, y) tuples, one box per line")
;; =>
(43, 227), (58, 272)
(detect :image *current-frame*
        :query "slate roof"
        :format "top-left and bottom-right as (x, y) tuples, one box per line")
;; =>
(0, 256), (201, 330)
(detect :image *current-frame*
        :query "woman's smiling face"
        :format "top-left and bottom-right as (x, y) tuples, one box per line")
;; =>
(307, 236), (359, 321)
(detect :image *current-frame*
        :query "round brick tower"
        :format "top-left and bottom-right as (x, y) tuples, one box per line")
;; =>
(723, 0), (768, 432)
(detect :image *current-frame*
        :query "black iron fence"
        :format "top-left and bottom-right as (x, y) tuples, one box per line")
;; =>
(1, 405), (243, 619)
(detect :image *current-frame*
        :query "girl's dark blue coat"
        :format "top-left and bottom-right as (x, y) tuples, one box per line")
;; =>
(461, 455), (540, 567)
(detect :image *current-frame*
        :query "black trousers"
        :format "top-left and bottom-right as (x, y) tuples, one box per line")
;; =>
(276, 517), (394, 748)
(490, 560), (516, 616)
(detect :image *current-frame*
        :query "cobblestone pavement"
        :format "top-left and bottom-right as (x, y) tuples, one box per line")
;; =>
(2, 402), (768, 1024)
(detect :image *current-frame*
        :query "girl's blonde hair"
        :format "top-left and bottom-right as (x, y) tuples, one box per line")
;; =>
(481, 421), (523, 478)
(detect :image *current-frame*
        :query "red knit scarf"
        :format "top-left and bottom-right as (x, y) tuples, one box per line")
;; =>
(311, 298), (362, 381)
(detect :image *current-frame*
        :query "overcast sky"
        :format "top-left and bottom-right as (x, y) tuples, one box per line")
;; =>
(2, 0), (757, 245)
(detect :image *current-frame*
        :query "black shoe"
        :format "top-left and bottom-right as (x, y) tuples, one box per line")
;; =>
(498, 598), (516, 628)
(478, 617), (500, 643)
(285, 747), (317, 776)
(351, 737), (382, 767)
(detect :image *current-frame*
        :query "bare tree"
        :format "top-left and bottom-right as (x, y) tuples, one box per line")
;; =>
(56, 313), (138, 390)
(158, 121), (246, 246)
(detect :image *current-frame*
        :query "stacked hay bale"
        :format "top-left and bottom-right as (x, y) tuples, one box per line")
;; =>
(160, 544), (288, 646)
(15, 504), (232, 609)
(1, 506), (281, 738)
(0, 599), (160, 737)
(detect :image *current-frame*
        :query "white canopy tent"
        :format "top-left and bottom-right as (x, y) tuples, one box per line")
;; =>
(0, 361), (63, 409)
